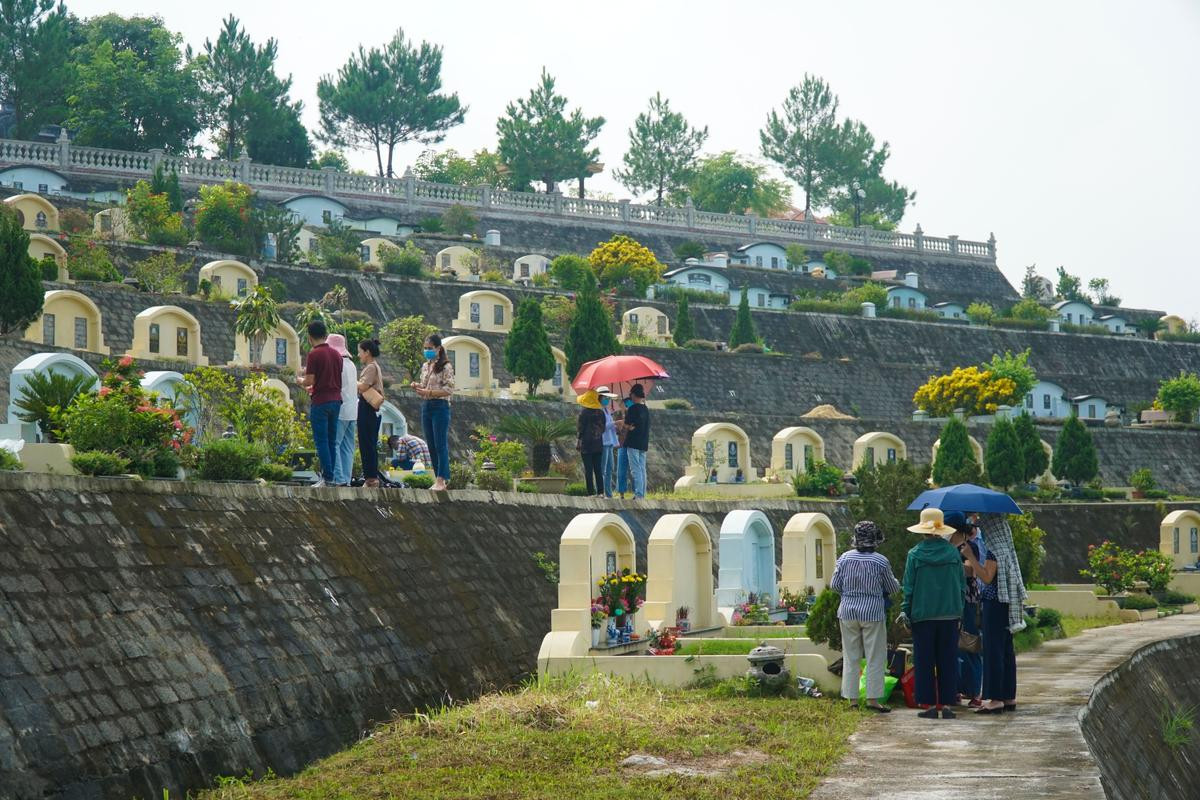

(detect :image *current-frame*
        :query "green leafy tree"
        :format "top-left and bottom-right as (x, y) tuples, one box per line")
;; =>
(252, 202), (302, 263)
(549, 254), (596, 291)
(1135, 317), (1166, 339)
(233, 285), (280, 365)
(124, 180), (187, 245)
(1088, 277), (1120, 306)
(785, 244), (808, 269)
(678, 151), (790, 216)
(195, 181), (257, 256)
(329, 317), (375, 357)
(823, 119), (913, 229)
(504, 299), (556, 398)
(984, 417), (1022, 490)
(850, 459), (931, 580)
(242, 91), (313, 167)
(380, 314), (437, 381)
(66, 14), (203, 152)
(984, 349), (1037, 398)
(496, 69), (605, 193)
(318, 29), (465, 178)
(759, 74), (841, 213)
(1157, 372), (1200, 423)
(413, 148), (507, 187)
(673, 240), (705, 260)
(310, 150), (350, 171)
(966, 302), (995, 326)
(1012, 412), (1049, 483)
(130, 251), (188, 294)
(0, 0), (76, 139)
(1008, 298), (1054, 322)
(727, 287), (758, 348)
(441, 203), (477, 236)
(615, 92), (707, 206)
(1052, 414), (1099, 485)
(1054, 266), (1089, 303)
(0, 207), (42, 334)
(565, 283), (621, 376)
(1021, 265), (1045, 300)
(672, 293), (696, 346)
(932, 417), (982, 486)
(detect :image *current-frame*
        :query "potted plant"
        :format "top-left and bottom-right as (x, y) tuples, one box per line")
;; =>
(779, 589), (808, 625)
(590, 600), (608, 648)
(1129, 468), (1155, 499)
(675, 605), (690, 633)
(496, 415), (575, 493)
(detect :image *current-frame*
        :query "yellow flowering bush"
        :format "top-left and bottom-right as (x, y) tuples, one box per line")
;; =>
(588, 234), (664, 296)
(913, 366), (1019, 417)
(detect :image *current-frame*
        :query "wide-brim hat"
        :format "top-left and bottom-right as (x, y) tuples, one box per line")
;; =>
(906, 507), (956, 536)
(326, 333), (350, 358)
(594, 384), (618, 398)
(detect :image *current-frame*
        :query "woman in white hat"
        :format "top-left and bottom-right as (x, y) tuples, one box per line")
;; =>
(899, 508), (965, 719)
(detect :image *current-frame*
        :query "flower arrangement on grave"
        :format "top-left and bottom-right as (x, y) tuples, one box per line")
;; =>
(675, 605), (690, 632)
(731, 592), (771, 626)
(597, 568), (647, 626)
(590, 600), (608, 629)
(646, 626), (677, 655)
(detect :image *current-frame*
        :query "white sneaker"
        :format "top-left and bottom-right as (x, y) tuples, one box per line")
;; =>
(311, 478), (326, 488)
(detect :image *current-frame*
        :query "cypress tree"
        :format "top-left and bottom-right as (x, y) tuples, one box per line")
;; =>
(931, 416), (981, 486)
(0, 208), (43, 335)
(728, 285), (757, 348)
(1053, 414), (1099, 485)
(984, 417), (1022, 490)
(165, 170), (184, 213)
(565, 284), (622, 376)
(1013, 411), (1049, 482)
(672, 292), (696, 346)
(504, 299), (557, 397)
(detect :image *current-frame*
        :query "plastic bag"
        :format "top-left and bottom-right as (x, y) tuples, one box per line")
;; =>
(856, 659), (899, 702)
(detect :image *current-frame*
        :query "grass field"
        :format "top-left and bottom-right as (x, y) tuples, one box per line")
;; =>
(198, 674), (859, 800)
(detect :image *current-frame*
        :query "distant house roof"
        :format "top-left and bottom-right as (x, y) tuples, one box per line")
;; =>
(1070, 394), (1109, 403)
(1096, 314), (1125, 322)
(736, 241), (788, 253)
(1052, 299), (1092, 310)
(886, 285), (925, 295)
(932, 301), (964, 309)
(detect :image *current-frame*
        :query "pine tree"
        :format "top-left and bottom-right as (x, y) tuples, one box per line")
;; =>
(931, 417), (981, 486)
(672, 293), (696, 346)
(165, 170), (184, 213)
(1012, 411), (1048, 482)
(728, 287), (757, 348)
(984, 417), (1022, 490)
(0, 208), (43, 335)
(504, 299), (556, 397)
(1052, 414), (1099, 485)
(565, 284), (621, 376)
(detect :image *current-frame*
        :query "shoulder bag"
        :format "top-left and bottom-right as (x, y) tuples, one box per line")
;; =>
(358, 379), (385, 410)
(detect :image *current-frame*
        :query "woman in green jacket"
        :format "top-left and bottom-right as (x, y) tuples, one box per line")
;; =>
(900, 508), (965, 719)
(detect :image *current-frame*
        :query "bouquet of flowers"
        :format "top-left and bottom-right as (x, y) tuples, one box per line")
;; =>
(646, 626), (677, 654)
(597, 568), (648, 623)
(590, 600), (609, 629)
(731, 592), (771, 625)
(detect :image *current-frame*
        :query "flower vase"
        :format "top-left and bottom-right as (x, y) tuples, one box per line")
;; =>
(607, 619), (621, 645)
(591, 627), (602, 648)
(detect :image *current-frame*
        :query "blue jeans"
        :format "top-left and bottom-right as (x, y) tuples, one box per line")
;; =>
(333, 419), (356, 485)
(912, 618), (959, 707)
(958, 602), (982, 699)
(421, 399), (451, 480)
(616, 447), (631, 495)
(982, 599), (1017, 701)
(626, 447), (647, 498)
(309, 401), (340, 482)
(601, 446), (616, 497)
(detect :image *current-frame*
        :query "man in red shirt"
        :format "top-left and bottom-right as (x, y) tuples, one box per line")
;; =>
(299, 320), (342, 486)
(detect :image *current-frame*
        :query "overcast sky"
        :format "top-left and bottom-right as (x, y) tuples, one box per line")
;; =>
(68, 0), (1200, 313)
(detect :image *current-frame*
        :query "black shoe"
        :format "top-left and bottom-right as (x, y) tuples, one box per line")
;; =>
(941, 708), (956, 719)
(1004, 704), (1017, 712)
(917, 708), (939, 719)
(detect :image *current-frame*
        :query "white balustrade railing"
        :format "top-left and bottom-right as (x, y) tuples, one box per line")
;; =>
(0, 137), (995, 259)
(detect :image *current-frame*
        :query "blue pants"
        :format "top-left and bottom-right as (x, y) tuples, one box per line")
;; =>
(421, 399), (451, 480)
(982, 599), (1017, 701)
(616, 447), (631, 495)
(309, 400), (340, 482)
(958, 602), (982, 698)
(601, 446), (616, 497)
(333, 418), (356, 484)
(912, 618), (959, 707)
(626, 447), (647, 498)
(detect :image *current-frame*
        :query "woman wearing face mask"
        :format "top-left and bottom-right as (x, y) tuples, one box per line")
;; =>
(576, 388), (608, 497)
(410, 334), (454, 491)
(597, 385), (620, 497)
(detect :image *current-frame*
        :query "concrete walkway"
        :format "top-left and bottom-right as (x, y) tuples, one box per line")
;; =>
(810, 614), (1200, 800)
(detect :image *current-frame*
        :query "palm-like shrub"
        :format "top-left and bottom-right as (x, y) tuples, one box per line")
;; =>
(495, 415), (575, 476)
(13, 371), (97, 442)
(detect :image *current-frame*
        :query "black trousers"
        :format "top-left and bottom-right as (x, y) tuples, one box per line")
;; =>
(357, 398), (381, 480)
(581, 451), (604, 495)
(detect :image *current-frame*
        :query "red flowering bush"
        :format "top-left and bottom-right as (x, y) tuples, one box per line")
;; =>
(1081, 541), (1174, 595)
(62, 356), (191, 477)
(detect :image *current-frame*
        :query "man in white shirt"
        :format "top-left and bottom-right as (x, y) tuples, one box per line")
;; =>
(326, 334), (358, 487)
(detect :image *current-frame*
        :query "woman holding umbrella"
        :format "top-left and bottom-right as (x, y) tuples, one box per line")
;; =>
(955, 513), (1025, 714)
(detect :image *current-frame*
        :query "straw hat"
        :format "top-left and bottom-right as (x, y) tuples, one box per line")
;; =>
(594, 384), (619, 398)
(906, 508), (956, 536)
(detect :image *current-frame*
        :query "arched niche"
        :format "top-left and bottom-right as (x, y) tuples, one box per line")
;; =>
(234, 319), (300, 372)
(1161, 510), (1200, 570)
(434, 245), (478, 279)
(685, 422), (754, 485)
(513, 253), (549, 281)
(780, 513), (838, 593)
(715, 510), (776, 618)
(932, 435), (983, 465)
(538, 513), (637, 661)
(452, 289), (513, 333)
(198, 260), (257, 298)
(643, 514), (718, 631)
(853, 431), (907, 469)
(359, 237), (394, 267)
(93, 207), (130, 240)
(1159, 315), (1186, 338)
(141, 370), (186, 407)
(129, 305), (208, 366)
(4, 193), (59, 232)
(379, 402), (409, 439)
(28, 233), (68, 281)
(620, 305), (671, 345)
(7, 353), (99, 432)
(770, 426), (825, 478)
(442, 334), (493, 396)
(508, 346), (567, 399)
(24, 290), (109, 354)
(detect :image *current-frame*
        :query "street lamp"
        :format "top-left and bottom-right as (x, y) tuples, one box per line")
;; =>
(852, 181), (867, 227)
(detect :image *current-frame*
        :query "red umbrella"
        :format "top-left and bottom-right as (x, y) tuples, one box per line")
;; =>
(571, 354), (670, 397)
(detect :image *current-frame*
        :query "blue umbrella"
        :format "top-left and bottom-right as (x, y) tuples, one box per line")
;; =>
(906, 483), (1023, 515)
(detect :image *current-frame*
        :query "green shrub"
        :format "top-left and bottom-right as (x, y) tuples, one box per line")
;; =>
(663, 398), (693, 410)
(515, 481), (539, 493)
(1144, 489), (1171, 499)
(805, 589), (841, 650)
(71, 450), (131, 476)
(13, 370), (96, 443)
(417, 215), (443, 233)
(196, 439), (265, 481)
(1061, 323), (1113, 336)
(0, 448), (22, 471)
(1120, 593), (1159, 610)
(66, 238), (121, 282)
(793, 460), (843, 497)
(672, 240), (705, 260)
(993, 317), (1050, 331)
(379, 241), (426, 277)
(449, 460), (474, 488)
(565, 482), (589, 496)
(404, 473), (435, 489)
(323, 251), (361, 271)
(40, 258), (59, 281)
(1075, 486), (1104, 500)
(1130, 549), (1174, 592)
(789, 298), (858, 316)
(732, 342), (764, 354)
(152, 448), (181, 479)
(441, 203), (478, 236)
(474, 470), (511, 492)
(1036, 607), (1062, 629)
(1159, 590), (1196, 606)
(257, 462), (294, 482)
(1101, 488), (1128, 500)
(473, 439), (527, 478)
(1011, 512), (1047, 585)
(654, 285), (728, 305)
(683, 339), (718, 351)
(1129, 468), (1156, 492)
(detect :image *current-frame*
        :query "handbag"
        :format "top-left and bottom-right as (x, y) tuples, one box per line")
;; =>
(958, 629), (982, 654)
(358, 380), (385, 410)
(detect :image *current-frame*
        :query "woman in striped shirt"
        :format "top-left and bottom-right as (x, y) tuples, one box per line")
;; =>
(830, 520), (901, 712)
